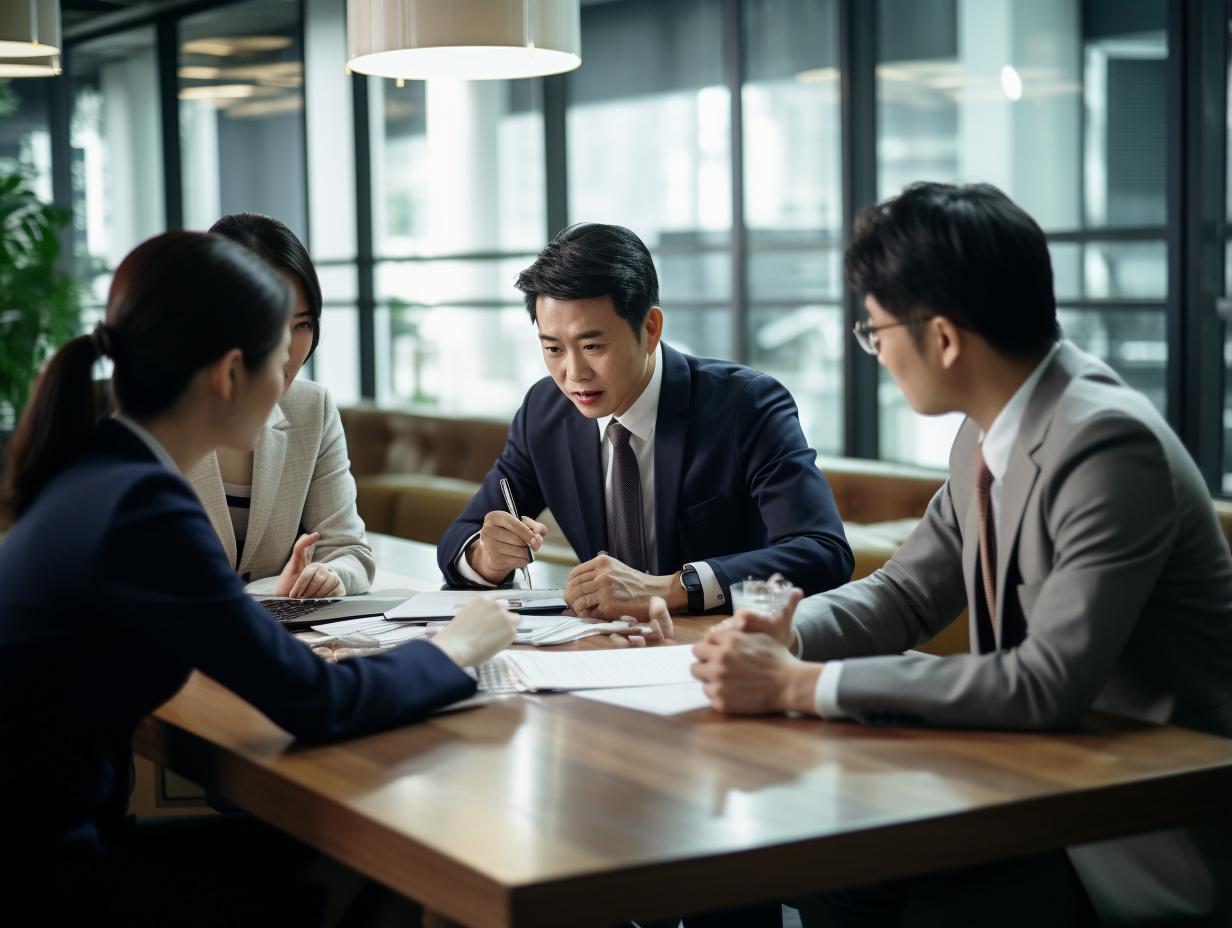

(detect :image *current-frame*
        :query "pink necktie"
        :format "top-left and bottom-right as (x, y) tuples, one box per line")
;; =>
(974, 442), (997, 626)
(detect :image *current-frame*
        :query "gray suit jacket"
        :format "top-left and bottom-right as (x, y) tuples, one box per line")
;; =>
(794, 341), (1232, 925)
(187, 379), (374, 596)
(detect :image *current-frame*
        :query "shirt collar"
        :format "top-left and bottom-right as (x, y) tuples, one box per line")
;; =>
(112, 413), (182, 475)
(597, 342), (664, 444)
(980, 340), (1062, 482)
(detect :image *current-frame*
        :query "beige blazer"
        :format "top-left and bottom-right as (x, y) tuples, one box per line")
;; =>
(794, 341), (1232, 926)
(187, 379), (374, 596)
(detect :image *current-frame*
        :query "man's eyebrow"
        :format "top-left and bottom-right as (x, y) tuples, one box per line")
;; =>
(537, 330), (605, 342)
(294, 310), (313, 317)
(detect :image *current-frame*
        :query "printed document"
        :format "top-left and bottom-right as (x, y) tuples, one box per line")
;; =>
(571, 682), (711, 716)
(501, 644), (697, 691)
(385, 589), (567, 621)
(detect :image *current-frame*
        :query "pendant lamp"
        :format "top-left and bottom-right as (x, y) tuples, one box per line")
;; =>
(0, 52), (60, 77)
(347, 0), (580, 81)
(0, 0), (61, 57)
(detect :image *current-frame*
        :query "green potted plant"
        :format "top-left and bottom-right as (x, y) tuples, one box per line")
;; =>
(0, 169), (81, 450)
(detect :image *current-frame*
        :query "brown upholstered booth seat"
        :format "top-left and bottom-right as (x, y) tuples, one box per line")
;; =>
(339, 407), (1232, 659)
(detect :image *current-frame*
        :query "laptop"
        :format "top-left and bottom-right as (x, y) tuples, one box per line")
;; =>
(254, 590), (418, 628)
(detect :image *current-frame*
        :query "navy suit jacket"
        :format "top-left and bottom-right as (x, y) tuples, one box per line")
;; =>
(0, 419), (476, 863)
(439, 343), (853, 603)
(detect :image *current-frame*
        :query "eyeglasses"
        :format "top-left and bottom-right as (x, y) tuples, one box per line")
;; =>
(852, 318), (915, 356)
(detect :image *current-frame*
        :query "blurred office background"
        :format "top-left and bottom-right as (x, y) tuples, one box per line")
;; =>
(3, 0), (1230, 491)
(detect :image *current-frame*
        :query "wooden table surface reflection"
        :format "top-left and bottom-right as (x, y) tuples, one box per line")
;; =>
(134, 535), (1232, 928)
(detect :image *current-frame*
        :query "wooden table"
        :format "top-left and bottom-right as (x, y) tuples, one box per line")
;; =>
(136, 535), (1232, 928)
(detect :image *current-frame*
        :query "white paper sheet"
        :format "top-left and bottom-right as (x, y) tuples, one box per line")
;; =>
(501, 645), (698, 691)
(570, 682), (712, 716)
(384, 589), (567, 621)
(309, 616), (430, 645)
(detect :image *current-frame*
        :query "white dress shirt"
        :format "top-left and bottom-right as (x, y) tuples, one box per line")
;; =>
(809, 341), (1063, 718)
(457, 343), (723, 607)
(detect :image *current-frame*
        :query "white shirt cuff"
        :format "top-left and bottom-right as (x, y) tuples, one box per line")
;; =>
(454, 532), (497, 587)
(691, 561), (725, 611)
(813, 660), (846, 718)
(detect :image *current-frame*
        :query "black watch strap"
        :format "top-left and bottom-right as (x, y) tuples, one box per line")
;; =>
(679, 564), (704, 613)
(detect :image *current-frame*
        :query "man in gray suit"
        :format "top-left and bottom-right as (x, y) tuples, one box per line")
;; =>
(692, 182), (1232, 927)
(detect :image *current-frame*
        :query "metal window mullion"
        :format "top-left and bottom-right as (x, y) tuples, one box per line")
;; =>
(49, 43), (74, 274)
(544, 74), (568, 239)
(157, 16), (183, 231)
(1165, 0), (1227, 491)
(353, 74), (376, 400)
(723, 0), (748, 365)
(839, 0), (879, 459)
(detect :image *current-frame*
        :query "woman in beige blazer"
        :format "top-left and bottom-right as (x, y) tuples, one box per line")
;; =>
(187, 213), (374, 597)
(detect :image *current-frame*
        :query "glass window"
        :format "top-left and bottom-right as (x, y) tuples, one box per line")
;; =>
(370, 76), (546, 409)
(68, 26), (164, 323)
(567, 0), (732, 359)
(178, 0), (306, 238)
(875, 0), (1168, 467)
(0, 77), (52, 201)
(743, 0), (843, 453)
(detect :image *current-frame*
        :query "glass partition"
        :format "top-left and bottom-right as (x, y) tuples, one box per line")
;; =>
(178, 0), (305, 237)
(874, 0), (1167, 467)
(68, 26), (164, 323)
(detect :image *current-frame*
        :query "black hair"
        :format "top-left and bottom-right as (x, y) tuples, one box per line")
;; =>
(514, 223), (659, 340)
(209, 212), (323, 360)
(1, 230), (291, 523)
(845, 182), (1061, 358)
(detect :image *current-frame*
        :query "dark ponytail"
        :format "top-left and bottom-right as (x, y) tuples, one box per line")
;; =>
(0, 230), (291, 525)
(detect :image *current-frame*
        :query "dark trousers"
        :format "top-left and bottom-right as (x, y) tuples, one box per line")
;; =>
(803, 850), (1099, 928)
(8, 814), (327, 928)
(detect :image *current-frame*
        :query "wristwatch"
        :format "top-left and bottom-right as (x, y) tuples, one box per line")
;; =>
(679, 563), (704, 614)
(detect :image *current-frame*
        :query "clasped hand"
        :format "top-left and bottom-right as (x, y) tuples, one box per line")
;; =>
(564, 554), (678, 623)
(691, 586), (825, 715)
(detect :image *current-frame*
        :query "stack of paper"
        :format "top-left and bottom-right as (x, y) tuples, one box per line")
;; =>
(498, 646), (710, 715)
(309, 615), (430, 646)
(501, 645), (697, 690)
(385, 589), (567, 621)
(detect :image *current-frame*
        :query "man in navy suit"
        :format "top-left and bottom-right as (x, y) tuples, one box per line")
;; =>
(438, 223), (852, 621)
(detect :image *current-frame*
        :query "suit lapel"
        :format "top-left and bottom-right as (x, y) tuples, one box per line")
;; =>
(191, 451), (238, 569)
(995, 446), (1039, 648)
(653, 344), (691, 575)
(992, 343), (1078, 647)
(238, 403), (289, 577)
(962, 475), (983, 652)
(562, 412), (607, 561)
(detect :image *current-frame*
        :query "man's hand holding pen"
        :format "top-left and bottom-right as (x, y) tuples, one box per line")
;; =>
(466, 511), (548, 584)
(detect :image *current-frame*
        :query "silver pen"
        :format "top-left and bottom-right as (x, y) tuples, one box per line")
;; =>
(499, 477), (534, 589)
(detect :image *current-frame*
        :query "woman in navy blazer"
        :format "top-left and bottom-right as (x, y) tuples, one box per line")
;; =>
(0, 231), (517, 926)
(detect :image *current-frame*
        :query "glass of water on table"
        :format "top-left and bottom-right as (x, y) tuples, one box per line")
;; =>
(729, 575), (794, 620)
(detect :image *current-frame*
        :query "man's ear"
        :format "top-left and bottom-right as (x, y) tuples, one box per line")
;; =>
(932, 316), (963, 370)
(204, 349), (245, 404)
(644, 306), (664, 354)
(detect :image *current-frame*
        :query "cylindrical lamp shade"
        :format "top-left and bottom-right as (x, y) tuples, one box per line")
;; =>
(347, 0), (580, 80)
(0, 0), (61, 57)
(0, 53), (60, 77)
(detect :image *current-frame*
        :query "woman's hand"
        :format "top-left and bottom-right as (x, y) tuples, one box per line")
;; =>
(431, 599), (520, 668)
(276, 533), (346, 598)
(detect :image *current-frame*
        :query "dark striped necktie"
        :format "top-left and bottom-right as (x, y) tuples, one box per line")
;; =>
(606, 420), (647, 571)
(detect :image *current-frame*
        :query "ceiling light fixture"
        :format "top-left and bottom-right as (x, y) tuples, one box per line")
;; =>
(0, 52), (59, 77)
(0, 0), (61, 76)
(347, 0), (581, 81)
